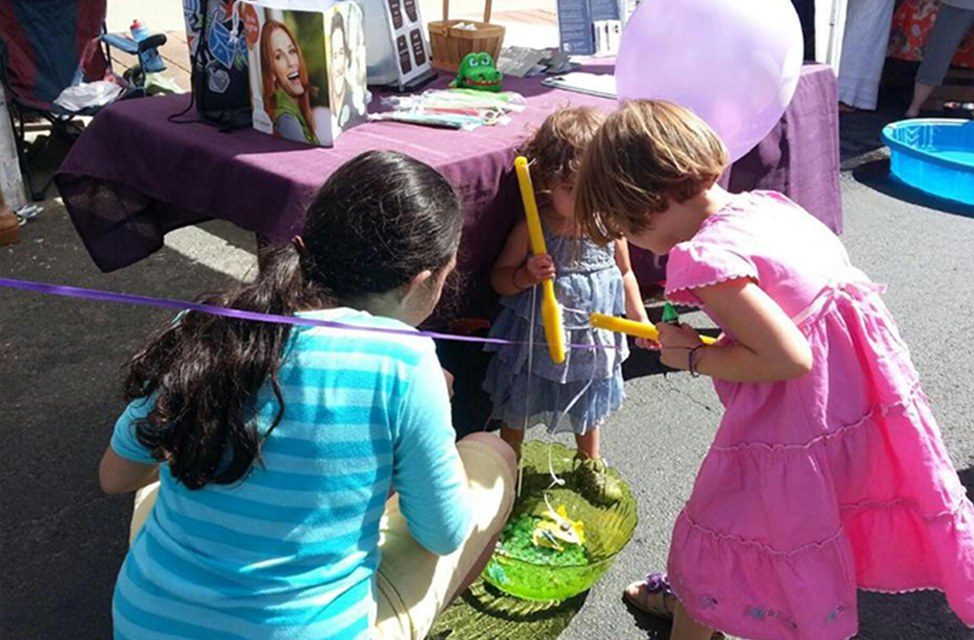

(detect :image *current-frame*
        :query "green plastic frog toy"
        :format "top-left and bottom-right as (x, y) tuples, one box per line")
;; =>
(450, 52), (503, 92)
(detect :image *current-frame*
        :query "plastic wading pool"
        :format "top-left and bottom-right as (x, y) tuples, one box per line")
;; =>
(882, 119), (974, 205)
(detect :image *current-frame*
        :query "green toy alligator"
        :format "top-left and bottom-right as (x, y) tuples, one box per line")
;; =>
(450, 52), (503, 92)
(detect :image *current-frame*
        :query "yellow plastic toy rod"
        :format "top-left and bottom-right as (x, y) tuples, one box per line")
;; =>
(514, 156), (566, 364)
(589, 313), (717, 345)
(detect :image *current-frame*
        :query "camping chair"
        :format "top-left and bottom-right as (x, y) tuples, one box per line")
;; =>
(0, 0), (166, 201)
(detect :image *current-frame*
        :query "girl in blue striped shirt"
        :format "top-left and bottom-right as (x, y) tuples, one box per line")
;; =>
(99, 151), (517, 640)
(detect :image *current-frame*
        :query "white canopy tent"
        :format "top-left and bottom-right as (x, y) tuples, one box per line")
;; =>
(815, 0), (849, 71)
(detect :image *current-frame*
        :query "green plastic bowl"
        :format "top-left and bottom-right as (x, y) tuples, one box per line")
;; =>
(482, 442), (638, 601)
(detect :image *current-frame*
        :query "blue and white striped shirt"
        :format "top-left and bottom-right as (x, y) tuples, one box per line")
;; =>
(111, 309), (472, 639)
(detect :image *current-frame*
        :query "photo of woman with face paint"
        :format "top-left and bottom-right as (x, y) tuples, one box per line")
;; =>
(328, 10), (367, 130)
(259, 20), (319, 145)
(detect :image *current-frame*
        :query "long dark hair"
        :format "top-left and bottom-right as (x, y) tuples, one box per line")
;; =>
(126, 151), (462, 489)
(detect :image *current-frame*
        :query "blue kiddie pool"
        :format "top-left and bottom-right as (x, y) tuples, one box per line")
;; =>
(882, 119), (974, 205)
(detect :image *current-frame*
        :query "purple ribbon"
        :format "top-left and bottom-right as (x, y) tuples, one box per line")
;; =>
(0, 278), (612, 351)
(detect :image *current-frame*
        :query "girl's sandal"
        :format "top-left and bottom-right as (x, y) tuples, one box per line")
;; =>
(623, 572), (725, 639)
(624, 572), (677, 618)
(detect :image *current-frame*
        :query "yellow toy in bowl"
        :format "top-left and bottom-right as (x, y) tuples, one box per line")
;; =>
(530, 499), (585, 552)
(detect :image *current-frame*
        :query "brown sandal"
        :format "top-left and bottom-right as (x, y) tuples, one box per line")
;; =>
(623, 572), (677, 618)
(623, 573), (725, 639)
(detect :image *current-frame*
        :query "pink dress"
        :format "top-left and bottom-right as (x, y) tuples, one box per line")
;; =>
(663, 191), (974, 640)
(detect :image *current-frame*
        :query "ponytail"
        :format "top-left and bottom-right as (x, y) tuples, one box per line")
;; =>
(125, 150), (460, 489)
(124, 244), (328, 488)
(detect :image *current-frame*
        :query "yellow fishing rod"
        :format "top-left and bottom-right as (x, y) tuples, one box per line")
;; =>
(514, 156), (566, 365)
(589, 313), (717, 345)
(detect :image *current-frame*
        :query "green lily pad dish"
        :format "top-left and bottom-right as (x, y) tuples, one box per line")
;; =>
(482, 441), (638, 601)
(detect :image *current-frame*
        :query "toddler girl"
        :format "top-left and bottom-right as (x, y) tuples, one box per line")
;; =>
(574, 100), (974, 640)
(484, 107), (650, 503)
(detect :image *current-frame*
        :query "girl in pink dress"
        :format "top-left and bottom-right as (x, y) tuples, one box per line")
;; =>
(574, 100), (974, 640)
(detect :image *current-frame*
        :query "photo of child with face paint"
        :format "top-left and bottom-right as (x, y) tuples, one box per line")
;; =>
(259, 19), (320, 145)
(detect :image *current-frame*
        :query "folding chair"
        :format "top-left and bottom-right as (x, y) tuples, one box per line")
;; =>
(0, 0), (165, 201)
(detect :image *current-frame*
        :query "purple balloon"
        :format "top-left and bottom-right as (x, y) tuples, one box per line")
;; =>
(615, 0), (804, 162)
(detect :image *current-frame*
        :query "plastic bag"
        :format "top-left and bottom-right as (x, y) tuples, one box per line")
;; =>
(53, 81), (124, 111)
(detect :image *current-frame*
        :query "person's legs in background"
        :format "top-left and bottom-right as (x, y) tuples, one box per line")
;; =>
(838, 0), (897, 111)
(907, 4), (974, 117)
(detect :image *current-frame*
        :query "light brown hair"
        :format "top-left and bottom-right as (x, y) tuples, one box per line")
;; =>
(520, 107), (606, 207)
(574, 100), (728, 244)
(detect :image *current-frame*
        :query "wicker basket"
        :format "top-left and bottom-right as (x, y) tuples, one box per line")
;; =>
(428, 0), (505, 73)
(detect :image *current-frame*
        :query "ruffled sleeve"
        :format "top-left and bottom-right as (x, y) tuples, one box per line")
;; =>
(664, 242), (759, 307)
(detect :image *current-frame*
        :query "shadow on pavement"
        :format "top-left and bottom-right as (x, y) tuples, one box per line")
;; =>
(622, 594), (674, 639)
(960, 466), (974, 500)
(858, 585), (972, 639)
(852, 159), (974, 221)
(0, 200), (247, 640)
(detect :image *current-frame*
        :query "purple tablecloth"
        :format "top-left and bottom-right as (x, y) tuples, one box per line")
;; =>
(56, 63), (840, 319)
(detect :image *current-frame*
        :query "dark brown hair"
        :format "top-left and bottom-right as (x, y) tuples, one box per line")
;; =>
(574, 100), (728, 244)
(126, 151), (462, 488)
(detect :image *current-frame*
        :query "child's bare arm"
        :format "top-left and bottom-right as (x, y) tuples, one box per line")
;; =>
(490, 220), (555, 296)
(614, 239), (649, 324)
(658, 278), (813, 382)
(99, 447), (159, 495)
